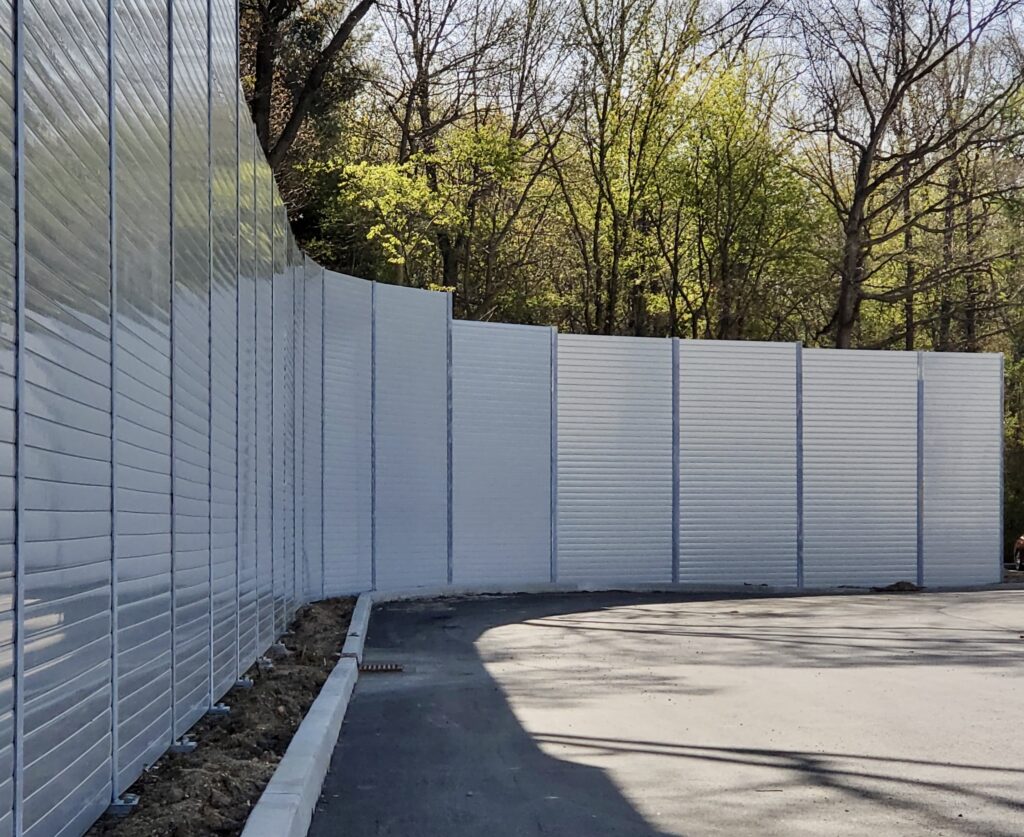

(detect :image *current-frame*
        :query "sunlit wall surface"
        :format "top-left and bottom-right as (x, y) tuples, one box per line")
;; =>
(0, 2), (1003, 835)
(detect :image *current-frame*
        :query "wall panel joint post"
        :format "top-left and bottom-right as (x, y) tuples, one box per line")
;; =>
(671, 338), (679, 583)
(549, 327), (558, 583)
(206, 0), (215, 707)
(107, 0), (121, 798)
(12, 0), (25, 827)
(370, 282), (377, 591)
(999, 352), (1004, 578)
(446, 293), (453, 585)
(319, 267), (325, 600)
(795, 342), (804, 588)
(916, 351), (924, 586)
(167, 0), (178, 741)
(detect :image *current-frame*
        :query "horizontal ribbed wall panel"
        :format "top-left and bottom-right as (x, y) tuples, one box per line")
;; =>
(678, 340), (797, 585)
(22, 2), (114, 833)
(452, 322), (551, 586)
(302, 262), (323, 600)
(170, 0), (210, 739)
(254, 160), (273, 653)
(289, 243), (302, 613)
(373, 284), (448, 590)
(236, 118), (258, 670)
(803, 349), (918, 587)
(113, 0), (172, 794)
(271, 197), (291, 632)
(923, 353), (1001, 586)
(322, 274), (371, 594)
(556, 335), (673, 583)
(208, 0), (238, 701)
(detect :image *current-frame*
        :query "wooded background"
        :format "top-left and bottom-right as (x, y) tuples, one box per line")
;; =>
(239, 0), (1024, 557)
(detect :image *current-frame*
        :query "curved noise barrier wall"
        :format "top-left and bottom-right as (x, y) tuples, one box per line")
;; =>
(0, 2), (1004, 836)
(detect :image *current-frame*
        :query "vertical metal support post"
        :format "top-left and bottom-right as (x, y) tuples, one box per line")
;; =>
(319, 267), (325, 600)
(233, 0), (242, 680)
(298, 259), (305, 601)
(268, 182), (275, 635)
(795, 342), (804, 589)
(446, 294), (453, 586)
(671, 338), (680, 584)
(369, 282), (377, 591)
(999, 353), (1005, 577)
(549, 327), (558, 583)
(107, 0), (121, 798)
(12, 0), (25, 827)
(204, 0), (215, 706)
(167, 0), (178, 743)
(251, 127), (260, 654)
(293, 257), (301, 605)
(916, 351), (925, 586)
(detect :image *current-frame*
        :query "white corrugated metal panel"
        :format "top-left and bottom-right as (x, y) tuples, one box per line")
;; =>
(112, 0), (172, 794)
(923, 353), (1001, 586)
(301, 261), (323, 601)
(322, 274), (372, 594)
(254, 159), (274, 652)
(170, 0), (211, 740)
(802, 349), (919, 587)
(22, 2), (114, 832)
(209, 0), (238, 701)
(556, 335), (673, 583)
(452, 322), (551, 585)
(291, 245), (304, 607)
(678, 341), (798, 585)
(373, 284), (449, 590)
(271, 196), (292, 631)
(236, 118), (259, 669)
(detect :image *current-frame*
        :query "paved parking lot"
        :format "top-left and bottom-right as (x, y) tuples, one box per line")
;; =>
(309, 589), (1024, 836)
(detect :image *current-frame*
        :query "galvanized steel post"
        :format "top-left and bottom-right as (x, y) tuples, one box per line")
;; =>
(999, 352), (1005, 577)
(446, 293), (453, 585)
(916, 351), (924, 586)
(549, 327), (558, 583)
(319, 266), (326, 600)
(206, 0), (216, 709)
(12, 0), (25, 828)
(671, 338), (680, 584)
(167, 0), (179, 743)
(233, 0), (242, 680)
(107, 0), (121, 798)
(795, 342), (804, 588)
(369, 281), (377, 591)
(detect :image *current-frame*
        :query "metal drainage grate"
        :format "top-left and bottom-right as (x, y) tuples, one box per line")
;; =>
(358, 661), (404, 674)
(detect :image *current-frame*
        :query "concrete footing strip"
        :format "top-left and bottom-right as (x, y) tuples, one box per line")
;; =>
(241, 592), (374, 837)
(341, 592), (372, 662)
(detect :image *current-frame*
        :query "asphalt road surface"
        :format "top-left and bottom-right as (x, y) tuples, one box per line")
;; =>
(309, 589), (1024, 836)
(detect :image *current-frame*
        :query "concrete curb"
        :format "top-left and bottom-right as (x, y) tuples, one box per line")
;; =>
(340, 592), (373, 662)
(240, 597), (373, 837)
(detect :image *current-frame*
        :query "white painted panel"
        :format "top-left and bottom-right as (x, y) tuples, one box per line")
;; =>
(302, 262), (323, 600)
(803, 350), (918, 587)
(678, 341), (798, 585)
(923, 353), (1001, 586)
(452, 322), (551, 586)
(322, 273), (371, 594)
(556, 335), (673, 583)
(373, 284), (448, 590)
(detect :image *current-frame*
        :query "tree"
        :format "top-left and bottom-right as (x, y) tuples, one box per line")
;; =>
(790, 0), (1024, 348)
(241, 0), (376, 171)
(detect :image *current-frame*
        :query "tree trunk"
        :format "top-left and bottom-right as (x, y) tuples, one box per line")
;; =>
(937, 165), (959, 351)
(902, 161), (915, 351)
(835, 219), (864, 349)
